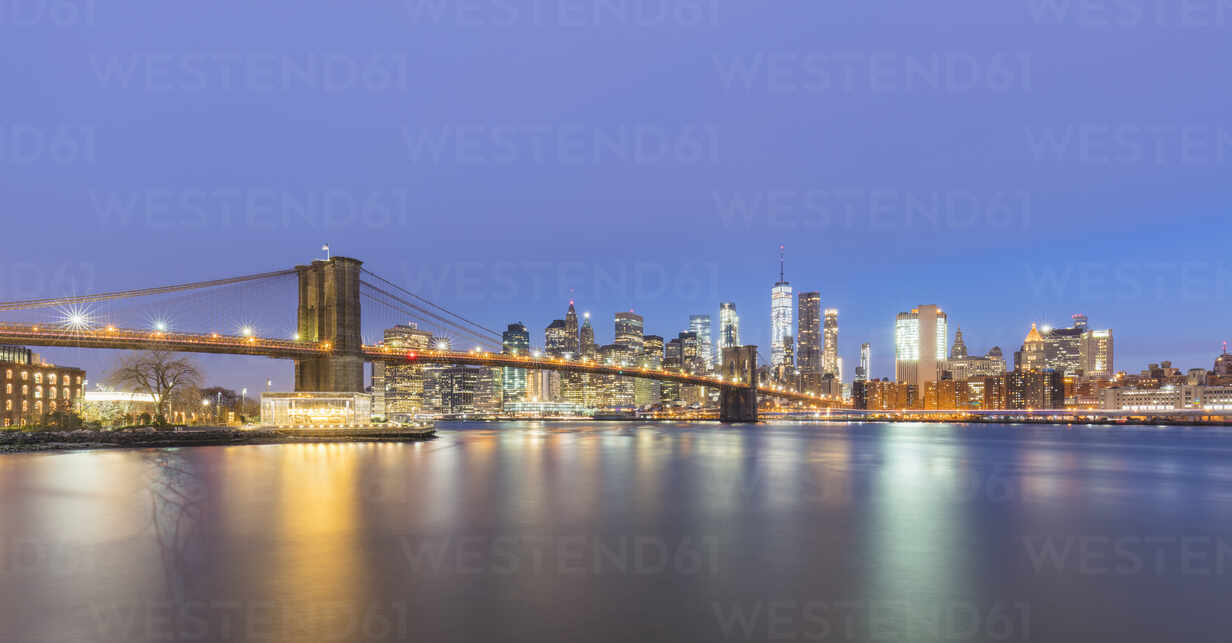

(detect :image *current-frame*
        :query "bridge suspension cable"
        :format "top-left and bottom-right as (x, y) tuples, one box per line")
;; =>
(359, 281), (501, 348)
(360, 269), (502, 338)
(0, 269), (299, 312)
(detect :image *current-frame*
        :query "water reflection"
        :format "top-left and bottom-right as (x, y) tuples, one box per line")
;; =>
(1, 422), (1232, 641)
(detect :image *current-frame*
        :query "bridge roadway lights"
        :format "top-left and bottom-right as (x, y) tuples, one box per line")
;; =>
(293, 257), (365, 393)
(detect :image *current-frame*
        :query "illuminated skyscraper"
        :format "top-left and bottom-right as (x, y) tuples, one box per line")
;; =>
(770, 246), (793, 368)
(1081, 328), (1114, 379)
(501, 322), (530, 406)
(822, 308), (839, 377)
(689, 314), (714, 372)
(719, 302), (741, 350)
(614, 311), (644, 352)
(895, 305), (948, 390)
(857, 342), (871, 381)
(564, 301), (580, 357)
(796, 292), (821, 373)
(579, 312), (596, 358)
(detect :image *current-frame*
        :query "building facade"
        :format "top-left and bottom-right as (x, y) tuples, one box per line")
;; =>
(0, 350), (85, 426)
(719, 302), (741, 352)
(895, 305), (948, 390)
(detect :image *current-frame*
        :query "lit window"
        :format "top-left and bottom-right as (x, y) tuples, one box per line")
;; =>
(4, 370), (10, 379)
(48, 374), (57, 385)
(34, 373), (41, 384)
(20, 371), (27, 381)
(34, 401), (42, 414)
(49, 387), (56, 400)
(33, 387), (41, 399)
(21, 385), (28, 395)
(21, 401), (27, 412)
(4, 400), (9, 411)
(63, 388), (70, 400)
(4, 384), (9, 394)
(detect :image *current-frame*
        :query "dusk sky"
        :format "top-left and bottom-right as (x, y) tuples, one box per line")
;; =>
(2, 0), (1229, 390)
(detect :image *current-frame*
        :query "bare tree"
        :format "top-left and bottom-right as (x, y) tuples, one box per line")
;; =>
(109, 350), (203, 424)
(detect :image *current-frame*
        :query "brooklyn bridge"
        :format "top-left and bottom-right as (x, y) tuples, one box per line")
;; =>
(0, 255), (846, 422)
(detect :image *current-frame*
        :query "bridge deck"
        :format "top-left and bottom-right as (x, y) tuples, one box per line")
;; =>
(0, 323), (845, 408)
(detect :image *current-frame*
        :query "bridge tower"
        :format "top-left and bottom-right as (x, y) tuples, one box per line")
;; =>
(720, 345), (759, 423)
(294, 256), (365, 392)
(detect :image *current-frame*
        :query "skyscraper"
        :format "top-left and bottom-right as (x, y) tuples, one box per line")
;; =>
(719, 302), (741, 350)
(614, 311), (644, 352)
(822, 308), (839, 377)
(1016, 323), (1046, 372)
(689, 314), (715, 372)
(1081, 328), (1114, 379)
(545, 320), (569, 356)
(796, 292), (821, 372)
(501, 322), (530, 406)
(564, 301), (580, 357)
(579, 312), (596, 358)
(857, 342), (871, 381)
(770, 246), (793, 368)
(895, 305), (948, 390)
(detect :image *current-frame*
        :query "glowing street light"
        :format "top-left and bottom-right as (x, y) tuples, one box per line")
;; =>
(241, 326), (254, 337)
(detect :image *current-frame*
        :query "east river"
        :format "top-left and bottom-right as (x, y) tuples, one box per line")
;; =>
(2, 421), (1231, 642)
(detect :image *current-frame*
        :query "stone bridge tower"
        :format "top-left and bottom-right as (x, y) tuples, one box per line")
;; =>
(720, 345), (759, 423)
(294, 256), (365, 392)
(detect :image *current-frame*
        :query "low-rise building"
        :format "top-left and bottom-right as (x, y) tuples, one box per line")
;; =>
(0, 347), (85, 426)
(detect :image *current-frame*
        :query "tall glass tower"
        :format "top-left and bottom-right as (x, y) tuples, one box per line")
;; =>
(770, 245), (793, 368)
(501, 322), (530, 404)
(719, 302), (741, 352)
(689, 314), (714, 372)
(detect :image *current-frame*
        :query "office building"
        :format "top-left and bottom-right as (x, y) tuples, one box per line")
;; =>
(770, 246), (793, 368)
(501, 322), (531, 406)
(895, 305), (948, 390)
(823, 308), (839, 377)
(856, 343), (871, 381)
(719, 302), (741, 351)
(1081, 328), (1114, 379)
(614, 311), (645, 353)
(689, 314), (715, 372)
(371, 323), (434, 420)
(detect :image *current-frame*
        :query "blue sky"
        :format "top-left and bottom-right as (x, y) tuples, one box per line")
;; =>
(1, 0), (1229, 389)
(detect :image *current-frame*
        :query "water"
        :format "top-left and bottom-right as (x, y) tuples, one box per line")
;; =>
(2, 421), (1232, 642)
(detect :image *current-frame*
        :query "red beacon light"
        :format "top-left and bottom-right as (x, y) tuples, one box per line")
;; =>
(406, 351), (417, 360)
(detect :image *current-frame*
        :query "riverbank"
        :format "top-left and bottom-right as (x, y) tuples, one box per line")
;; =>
(0, 426), (437, 454)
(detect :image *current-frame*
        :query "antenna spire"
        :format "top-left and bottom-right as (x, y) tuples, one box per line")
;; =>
(778, 244), (785, 282)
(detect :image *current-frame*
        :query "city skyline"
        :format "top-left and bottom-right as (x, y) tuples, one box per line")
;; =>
(7, 245), (1228, 393)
